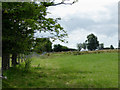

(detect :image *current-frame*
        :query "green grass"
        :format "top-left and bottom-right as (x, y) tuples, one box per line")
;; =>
(3, 52), (118, 88)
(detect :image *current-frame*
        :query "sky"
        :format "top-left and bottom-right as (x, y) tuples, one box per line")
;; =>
(35, 0), (119, 49)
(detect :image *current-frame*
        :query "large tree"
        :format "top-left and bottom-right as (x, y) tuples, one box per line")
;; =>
(2, 1), (76, 70)
(86, 33), (99, 51)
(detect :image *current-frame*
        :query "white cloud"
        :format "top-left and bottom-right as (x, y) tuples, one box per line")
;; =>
(97, 33), (118, 48)
(53, 28), (118, 49)
(46, 0), (119, 48)
(47, 0), (118, 21)
(67, 28), (93, 48)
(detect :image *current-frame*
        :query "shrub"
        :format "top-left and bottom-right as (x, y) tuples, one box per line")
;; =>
(24, 58), (32, 72)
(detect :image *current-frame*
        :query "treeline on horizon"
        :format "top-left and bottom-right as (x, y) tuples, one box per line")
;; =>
(32, 38), (77, 53)
(32, 33), (116, 53)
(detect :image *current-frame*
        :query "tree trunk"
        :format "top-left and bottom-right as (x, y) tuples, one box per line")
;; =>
(2, 53), (10, 71)
(12, 53), (17, 67)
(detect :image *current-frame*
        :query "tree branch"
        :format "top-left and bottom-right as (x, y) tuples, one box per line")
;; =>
(43, 0), (78, 7)
(51, 2), (72, 6)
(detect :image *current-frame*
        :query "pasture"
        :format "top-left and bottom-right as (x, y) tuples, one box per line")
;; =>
(2, 52), (118, 88)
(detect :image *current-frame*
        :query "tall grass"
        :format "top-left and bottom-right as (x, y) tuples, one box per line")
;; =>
(2, 52), (118, 88)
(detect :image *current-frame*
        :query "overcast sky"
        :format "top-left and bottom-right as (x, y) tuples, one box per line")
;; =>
(35, 0), (119, 49)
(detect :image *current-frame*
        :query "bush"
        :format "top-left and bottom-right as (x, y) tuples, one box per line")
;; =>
(24, 58), (32, 72)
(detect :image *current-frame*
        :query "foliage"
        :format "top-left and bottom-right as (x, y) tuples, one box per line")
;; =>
(2, 2), (68, 69)
(3, 2), (34, 54)
(77, 43), (87, 51)
(53, 44), (76, 52)
(24, 58), (32, 72)
(53, 44), (69, 52)
(98, 43), (104, 50)
(33, 38), (52, 53)
(2, 2), (68, 54)
(82, 42), (87, 49)
(86, 33), (99, 51)
(77, 43), (82, 51)
(110, 45), (114, 49)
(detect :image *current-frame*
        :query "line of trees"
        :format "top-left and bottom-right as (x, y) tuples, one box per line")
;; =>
(77, 33), (115, 51)
(53, 44), (76, 52)
(2, 0), (78, 70)
(33, 33), (115, 53)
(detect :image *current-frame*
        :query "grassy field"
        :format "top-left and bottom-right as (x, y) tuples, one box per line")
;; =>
(2, 52), (118, 88)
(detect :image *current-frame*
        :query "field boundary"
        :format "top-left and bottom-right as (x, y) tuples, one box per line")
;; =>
(49, 49), (118, 56)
